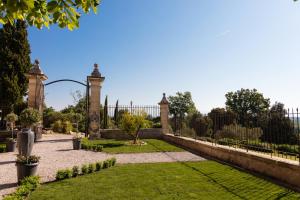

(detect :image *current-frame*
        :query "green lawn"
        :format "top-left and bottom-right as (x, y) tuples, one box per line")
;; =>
(82, 139), (184, 153)
(29, 161), (300, 200)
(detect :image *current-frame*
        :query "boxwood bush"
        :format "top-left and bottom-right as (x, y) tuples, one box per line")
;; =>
(0, 143), (6, 153)
(55, 158), (117, 182)
(72, 166), (80, 177)
(81, 139), (103, 152)
(88, 163), (96, 173)
(56, 169), (72, 180)
(3, 176), (40, 200)
(95, 162), (102, 171)
(81, 164), (89, 175)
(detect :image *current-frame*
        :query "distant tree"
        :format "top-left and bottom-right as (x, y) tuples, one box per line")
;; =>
(225, 89), (270, 126)
(0, 20), (31, 127)
(114, 100), (119, 125)
(208, 108), (237, 134)
(260, 102), (296, 144)
(0, 0), (101, 30)
(188, 112), (212, 137)
(72, 113), (83, 132)
(168, 92), (197, 118)
(103, 96), (108, 129)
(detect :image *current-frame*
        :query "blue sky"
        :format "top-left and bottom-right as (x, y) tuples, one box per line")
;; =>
(28, 0), (300, 113)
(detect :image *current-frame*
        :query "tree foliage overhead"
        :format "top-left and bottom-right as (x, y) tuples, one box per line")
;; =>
(0, 0), (101, 30)
(0, 20), (31, 125)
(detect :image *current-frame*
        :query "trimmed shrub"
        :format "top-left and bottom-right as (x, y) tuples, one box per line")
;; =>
(88, 163), (96, 173)
(110, 157), (117, 166)
(95, 162), (102, 171)
(56, 169), (72, 180)
(152, 122), (162, 128)
(0, 144), (6, 153)
(81, 139), (103, 152)
(3, 176), (40, 200)
(102, 160), (109, 169)
(72, 166), (80, 177)
(81, 164), (88, 174)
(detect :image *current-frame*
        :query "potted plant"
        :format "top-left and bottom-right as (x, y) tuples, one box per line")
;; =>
(16, 155), (40, 183)
(18, 108), (41, 157)
(73, 133), (83, 150)
(5, 113), (18, 152)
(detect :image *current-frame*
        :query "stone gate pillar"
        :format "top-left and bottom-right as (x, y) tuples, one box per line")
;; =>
(26, 59), (48, 113)
(159, 93), (169, 134)
(26, 60), (48, 140)
(88, 64), (105, 138)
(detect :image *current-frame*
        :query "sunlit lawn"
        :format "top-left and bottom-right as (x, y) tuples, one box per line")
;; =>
(29, 161), (300, 200)
(82, 139), (184, 154)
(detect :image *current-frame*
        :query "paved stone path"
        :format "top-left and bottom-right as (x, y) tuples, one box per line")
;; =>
(0, 134), (205, 199)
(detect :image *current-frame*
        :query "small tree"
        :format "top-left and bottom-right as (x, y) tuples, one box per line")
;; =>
(6, 113), (18, 139)
(72, 113), (83, 132)
(19, 108), (41, 129)
(120, 112), (151, 144)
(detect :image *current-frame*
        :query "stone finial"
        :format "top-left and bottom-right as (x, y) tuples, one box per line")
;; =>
(91, 63), (101, 77)
(29, 59), (43, 75)
(159, 93), (169, 105)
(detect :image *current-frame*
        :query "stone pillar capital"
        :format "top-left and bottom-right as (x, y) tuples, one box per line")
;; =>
(159, 93), (169, 134)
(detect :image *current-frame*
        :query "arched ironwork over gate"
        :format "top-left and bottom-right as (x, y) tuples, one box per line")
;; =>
(44, 79), (90, 135)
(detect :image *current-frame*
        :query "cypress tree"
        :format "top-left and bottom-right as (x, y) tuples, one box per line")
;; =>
(0, 20), (31, 126)
(103, 96), (108, 129)
(114, 100), (119, 125)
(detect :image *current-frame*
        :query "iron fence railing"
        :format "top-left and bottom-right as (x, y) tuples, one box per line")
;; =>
(172, 109), (300, 164)
(107, 105), (160, 119)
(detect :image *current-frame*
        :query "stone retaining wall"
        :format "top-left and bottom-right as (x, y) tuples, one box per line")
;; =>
(163, 134), (300, 189)
(100, 128), (163, 140)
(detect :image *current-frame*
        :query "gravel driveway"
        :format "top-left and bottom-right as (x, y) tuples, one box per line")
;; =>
(0, 134), (205, 198)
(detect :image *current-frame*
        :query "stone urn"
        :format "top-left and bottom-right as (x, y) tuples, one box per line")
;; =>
(17, 128), (35, 157)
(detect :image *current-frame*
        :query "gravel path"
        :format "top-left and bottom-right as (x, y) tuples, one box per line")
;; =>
(0, 134), (205, 198)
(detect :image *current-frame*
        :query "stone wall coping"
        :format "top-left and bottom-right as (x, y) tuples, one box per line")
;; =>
(164, 134), (300, 167)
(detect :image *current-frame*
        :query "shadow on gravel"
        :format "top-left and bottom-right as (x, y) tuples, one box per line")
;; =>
(56, 149), (73, 152)
(36, 139), (72, 143)
(0, 161), (15, 165)
(0, 182), (17, 190)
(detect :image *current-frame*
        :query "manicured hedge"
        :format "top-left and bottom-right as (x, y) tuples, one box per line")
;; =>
(3, 176), (40, 200)
(81, 138), (103, 152)
(55, 158), (117, 181)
